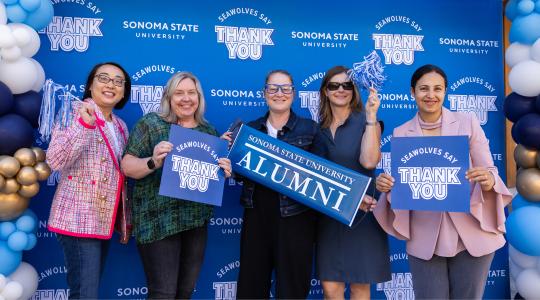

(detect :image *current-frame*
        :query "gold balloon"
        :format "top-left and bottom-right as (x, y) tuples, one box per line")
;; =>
(0, 178), (20, 194)
(34, 162), (52, 181)
(516, 168), (540, 202)
(16, 166), (38, 186)
(514, 144), (538, 169)
(14, 148), (37, 167)
(0, 175), (4, 190)
(18, 182), (40, 198)
(32, 147), (46, 162)
(0, 155), (21, 178)
(0, 193), (30, 221)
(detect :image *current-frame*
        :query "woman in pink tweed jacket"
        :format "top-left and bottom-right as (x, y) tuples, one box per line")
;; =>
(46, 62), (131, 299)
(373, 64), (512, 299)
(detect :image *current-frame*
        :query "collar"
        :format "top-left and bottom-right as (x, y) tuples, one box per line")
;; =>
(254, 110), (298, 133)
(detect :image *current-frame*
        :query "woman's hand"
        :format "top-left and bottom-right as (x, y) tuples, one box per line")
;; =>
(218, 158), (232, 178)
(79, 101), (96, 126)
(360, 195), (377, 212)
(466, 167), (495, 191)
(365, 86), (380, 123)
(221, 131), (233, 147)
(376, 173), (395, 193)
(152, 141), (173, 169)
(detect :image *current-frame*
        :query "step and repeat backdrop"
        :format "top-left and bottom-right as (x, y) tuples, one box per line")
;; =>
(26, 0), (508, 299)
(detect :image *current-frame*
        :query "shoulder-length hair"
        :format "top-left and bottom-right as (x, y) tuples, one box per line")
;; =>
(83, 62), (131, 109)
(158, 71), (208, 126)
(318, 66), (363, 128)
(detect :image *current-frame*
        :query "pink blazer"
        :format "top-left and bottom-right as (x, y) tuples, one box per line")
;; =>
(47, 100), (129, 239)
(373, 108), (512, 260)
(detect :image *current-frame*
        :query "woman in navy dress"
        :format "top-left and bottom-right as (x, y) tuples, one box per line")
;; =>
(314, 65), (391, 299)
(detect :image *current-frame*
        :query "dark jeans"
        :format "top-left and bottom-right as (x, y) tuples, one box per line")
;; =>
(137, 225), (208, 299)
(408, 251), (495, 299)
(56, 234), (110, 299)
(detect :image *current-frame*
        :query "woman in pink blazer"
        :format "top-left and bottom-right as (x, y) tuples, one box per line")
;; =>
(374, 64), (512, 299)
(47, 62), (130, 299)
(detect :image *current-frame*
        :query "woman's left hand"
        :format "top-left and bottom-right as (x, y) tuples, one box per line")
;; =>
(218, 158), (232, 178)
(360, 195), (377, 212)
(466, 167), (495, 191)
(365, 86), (380, 122)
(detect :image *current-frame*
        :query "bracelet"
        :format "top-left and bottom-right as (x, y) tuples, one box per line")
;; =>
(366, 120), (377, 126)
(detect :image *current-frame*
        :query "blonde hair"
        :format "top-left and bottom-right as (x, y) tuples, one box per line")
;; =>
(158, 71), (208, 126)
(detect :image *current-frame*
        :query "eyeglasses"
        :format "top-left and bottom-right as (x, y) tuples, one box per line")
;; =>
(327, 81), (354, 91)
(265, 84), (294, 94)
(95, 73), (126, 87)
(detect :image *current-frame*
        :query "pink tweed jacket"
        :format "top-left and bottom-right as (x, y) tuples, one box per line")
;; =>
(373, 108), (512, 260)
(47, 100), (128, 239)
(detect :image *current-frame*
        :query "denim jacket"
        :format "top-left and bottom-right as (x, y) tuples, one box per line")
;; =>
(239, 111), (319, 217)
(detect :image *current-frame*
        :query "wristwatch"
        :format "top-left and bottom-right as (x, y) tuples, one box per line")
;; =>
(147, 158), (156, 170)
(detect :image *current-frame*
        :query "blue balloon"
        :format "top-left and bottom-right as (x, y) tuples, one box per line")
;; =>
(0, 241), (22, 276)
(510, 13), (540, 44)
(512, 193), (540, 210)
(0, 81), (14, 117)
(2, 0), (20, 5)
(503, 92), (537, 123)
(514, 113), (540, 149)
(19, 0), (41, 12)
(6, 4), (28, 23)
(536, 0), (540, 13)
(24, 233), (37, 250)
(506, 0), (520, 20)
(13, 91), (42, 128)
(15, 215), (36, 233)
(0, 114), (34, 156)
(21, 209), (38, 232)
(7, 231), (28, 251)
(24, 0), (54, 31)
(506, 206), (540, 256)
(0, 222), (16, 240)
(518, 0), (536, 15)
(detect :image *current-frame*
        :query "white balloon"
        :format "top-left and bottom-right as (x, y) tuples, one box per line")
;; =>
(7, 24), (40, 58)
(0, 57), (37, 94)
(506, 42), (531, 67)
(509, 256), (523, 281)
(0, 46), (22, 62)
(0, 3), (6, 25)
(532, 38), (540, 63)
(0, 281), (22, 300)
(7, 262), (38, 300)
(509, 245), (538, 269)
(0, 25), (15, 49)
(508, 60), (540, 97)
(516, 269), (540, 299)
(0, 274), (6, 291)
(30, 58), (45, 92)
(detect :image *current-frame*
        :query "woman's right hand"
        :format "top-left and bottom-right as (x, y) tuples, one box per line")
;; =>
(152, 141), (173, 169)
(221, 131), (233, 147)
(79, 101), (96, 126)
(376, 173), (395, 193)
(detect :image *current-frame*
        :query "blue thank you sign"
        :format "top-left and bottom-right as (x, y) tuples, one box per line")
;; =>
(229, 125), (371, 226)
(159, 125), (228, 206)
(391, 136), (470, 212)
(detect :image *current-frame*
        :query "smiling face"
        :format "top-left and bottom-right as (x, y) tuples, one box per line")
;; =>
(264, 72), (294, 114)
(411, 71), (446, 122)
(324, 72), (353, 108)
(89, 64), (125, 110)
(171, 77), (199, 123)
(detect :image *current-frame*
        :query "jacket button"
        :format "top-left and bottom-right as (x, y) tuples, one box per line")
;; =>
(102, 177), (108, 182)
(99, 195), (106, 200)
(101, 157), (107, 162)
(98, 138), (104, 143)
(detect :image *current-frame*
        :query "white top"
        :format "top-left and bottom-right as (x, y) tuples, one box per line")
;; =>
(266, 119), (278, 138)
(105, 120), (121, 160)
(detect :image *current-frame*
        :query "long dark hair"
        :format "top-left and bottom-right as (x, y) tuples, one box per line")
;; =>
(410, 64), (448, 89)
(82, 62), (131, 109)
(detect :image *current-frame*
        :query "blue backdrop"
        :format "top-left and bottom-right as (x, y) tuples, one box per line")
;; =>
(25, 0), (508, 299)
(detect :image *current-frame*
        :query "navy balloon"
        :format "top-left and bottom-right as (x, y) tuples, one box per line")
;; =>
(0, 114), (34, 155)
(13, 91), (42, 128)
(504, 92), (537, 122)
(512, 123), (521, 144)
(0, 81), (15, 117)
(536, 94), (540, 112)
(514, 113), (540, 150)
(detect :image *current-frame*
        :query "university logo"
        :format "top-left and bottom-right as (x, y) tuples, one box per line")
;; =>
(448, 76), (498, 125)
(438, 37), (500, 55)
(372, 16), (424, 65)
(209, 217), (242, 235)
(210, 88), (266, 108)
(299, 71), (326, 122)
(215, 8), (275, 60)
(122, 20), (199, 41)
(376, 272), (414, 300)
(130, 64), (176, 114)
(290, 31), (358, 49)
(39, 16), (103, 52)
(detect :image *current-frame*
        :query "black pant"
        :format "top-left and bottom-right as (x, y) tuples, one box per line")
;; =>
(137, 225), (208, 299)
(237, 190), (317, 299)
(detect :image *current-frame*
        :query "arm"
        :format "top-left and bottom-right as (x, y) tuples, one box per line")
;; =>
(359, 87), (381, 169)
(121, 141), (172, 179)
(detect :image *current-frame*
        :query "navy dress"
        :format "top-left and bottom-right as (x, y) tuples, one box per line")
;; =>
(314, 110), (391, 283)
